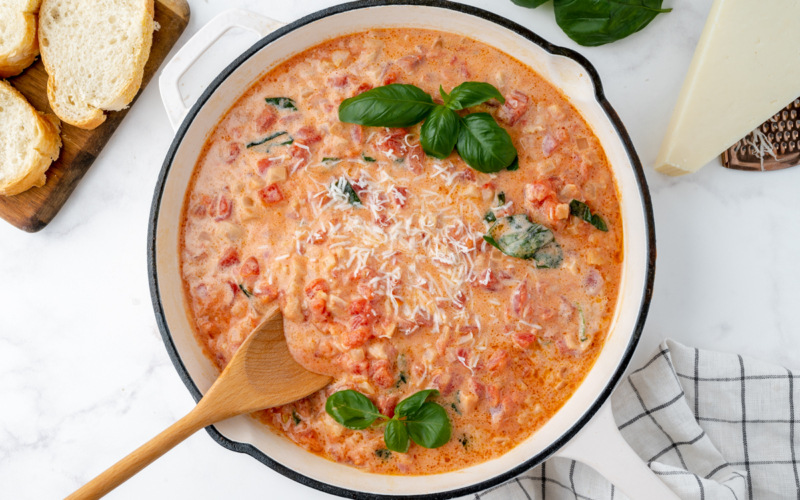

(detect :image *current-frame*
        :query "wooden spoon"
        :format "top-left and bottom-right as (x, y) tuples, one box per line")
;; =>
(65, 306), (331, 500)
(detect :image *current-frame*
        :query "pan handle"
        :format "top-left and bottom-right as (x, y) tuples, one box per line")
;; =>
(158, 9), (286, 132)
(554, 401), (680, 499)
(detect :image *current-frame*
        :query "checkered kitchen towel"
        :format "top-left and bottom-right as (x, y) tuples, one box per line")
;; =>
(473, 339), (800, 500)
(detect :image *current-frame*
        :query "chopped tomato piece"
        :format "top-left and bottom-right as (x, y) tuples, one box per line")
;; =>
(375, 129), (407, 159)
(497, 90), (529, 126)
(474, 269), (499, 291)
(218, 248), (240, 268)
(377, 394), (399, 418)
(348, 297), (371, 316)
(351, 124), (364, 144)
(341, 327), (373, 348)
(258, 184), (283, 205)
(486, 349), (509, 372)
(305, 278), (329, 299)
(510, 282), (528, 317)
(289, 144), (311, 170)
(308, 295), (329, 322)
(524, 181), (556, 205)
(225, 142), (241, 164)
(392, 186), (409, 208)
(513, 332), (537, 348)
(327, 74), (349, 87)
(295, 126), (322, 145)
(214, 195), (232, 221)
(239, 257), (260, 278)
(226, 280), (239, 297)
(256, 107), (277, 133)
(407, 143), (424, 173)
(370, 359), (394, 389)
(253, 282), (278, 302)
(382, 69), (398, 85)
(352, 83), (372, 98)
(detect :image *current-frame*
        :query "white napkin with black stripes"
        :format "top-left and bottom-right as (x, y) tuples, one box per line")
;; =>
(471, 339), (799, 500)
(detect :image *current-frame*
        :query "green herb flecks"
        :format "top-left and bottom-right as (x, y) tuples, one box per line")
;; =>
(339, 82), (517, 173)
(485, 214), (563, 268)
(322, 157), (341, 162)
(326, 389), (452, 453)
(570, 199), (608, 231)
(292, 410), (301, 425)
(375, 448), (392, 460)
(458, 434), (470, 449)
(395, 372), (408, 388)
(238, 284), (253, 298)
(514, 0), (672, 47)
(329, 177), (362, 206)
(362, 154), (377, 162)
(265, 97), (297, 111)
(247, 131), (287, 149)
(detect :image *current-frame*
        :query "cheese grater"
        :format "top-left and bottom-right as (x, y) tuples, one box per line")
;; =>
(722, 98), (800, 171)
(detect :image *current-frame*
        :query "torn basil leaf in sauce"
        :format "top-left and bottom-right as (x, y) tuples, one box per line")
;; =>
(485, 214), (564, 268)
(265, 97), (297, 110)
(442, 82), (505, 111)
(330, 177), (362, 206)
(238, 284), (253, 298)
(326, 389), (451, 453)
(570, 199), (608, 231)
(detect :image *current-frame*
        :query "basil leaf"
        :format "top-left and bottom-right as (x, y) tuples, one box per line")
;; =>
(362, 154), (377, 162)
(569, 199), (608, 231)
(507, 156), (520, 171)
(375, 448), (392, 460)
(486, 214), (563, 268)
(247, 131), (287, 148)
(325, 390), (384, 429)
(421, 106), (460, 159)
(445, 82), (505, 111)
(265, 97), (297, 111)
(331, 178), (362, 206)
(405, 402), (452, 449)
(396, 389), (440, 419)
(554, 0), (672, 47)
(384, 419), (410, 453)
(484, 211), (496, 223)
(512, 0), (550, 7)
(322, 157), (340, 162)
(533, 241), (564, 268)
(456, 113), (517, 173)
(339, 84), (436, 127)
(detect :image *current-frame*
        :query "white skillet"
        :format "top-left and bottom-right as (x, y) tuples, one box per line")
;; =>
(148, 2), (673, 498)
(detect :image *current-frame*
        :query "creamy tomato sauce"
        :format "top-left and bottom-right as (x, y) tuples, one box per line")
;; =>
(180, 29), (622, 474)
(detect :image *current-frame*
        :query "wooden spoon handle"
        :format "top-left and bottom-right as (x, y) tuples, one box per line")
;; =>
(64, 406), (212, 500)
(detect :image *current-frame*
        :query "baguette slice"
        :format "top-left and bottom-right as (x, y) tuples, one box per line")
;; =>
(0, 79), (61, 196)
(0, 0), (42, 78)
(38, 0), (154, 129)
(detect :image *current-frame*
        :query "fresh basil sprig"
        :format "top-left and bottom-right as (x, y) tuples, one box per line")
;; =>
(513, 0), (672, 47)
(325, 389), (452, 453)
(569, 199), (608, 231)
(339, 83), (517, 173)
(484, 214), (563, 268)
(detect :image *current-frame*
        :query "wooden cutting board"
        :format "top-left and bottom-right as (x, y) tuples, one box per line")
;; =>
(1, 0), (190, 232)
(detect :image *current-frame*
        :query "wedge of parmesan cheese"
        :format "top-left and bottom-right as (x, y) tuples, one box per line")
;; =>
(655, 0), (800, 176)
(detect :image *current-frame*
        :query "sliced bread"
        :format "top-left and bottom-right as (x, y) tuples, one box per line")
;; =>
(38, 0), (154, 129)
(0, 79), (61, 196)
(0, 0), (42, 78)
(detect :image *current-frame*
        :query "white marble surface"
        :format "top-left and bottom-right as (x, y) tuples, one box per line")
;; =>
(2, 0), (799, 498)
